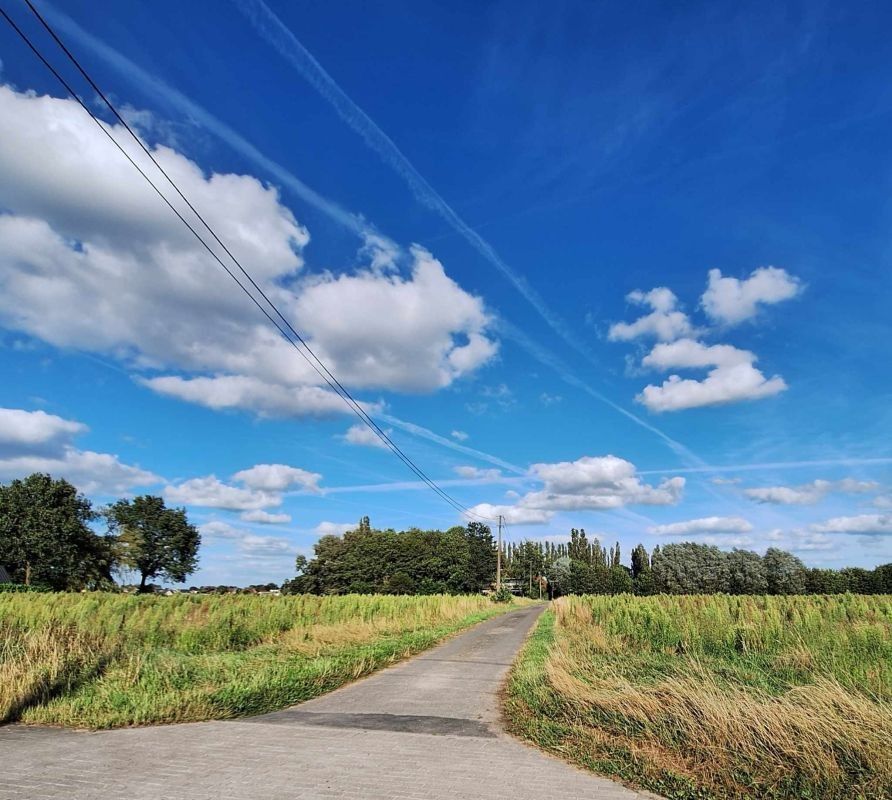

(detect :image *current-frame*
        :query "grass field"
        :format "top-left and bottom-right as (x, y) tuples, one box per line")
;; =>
(0, 592), (516, 729)
(505, 594), (892, 800)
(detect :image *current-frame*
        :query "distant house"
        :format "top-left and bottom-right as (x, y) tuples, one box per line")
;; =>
(0, 565), (11, 584)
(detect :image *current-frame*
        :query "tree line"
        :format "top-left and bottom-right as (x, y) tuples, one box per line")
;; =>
(4, 473), (890, 596)
(283, 517), (496, 595)
(0, 473), (200, 591)
(290, 523), (892, 597)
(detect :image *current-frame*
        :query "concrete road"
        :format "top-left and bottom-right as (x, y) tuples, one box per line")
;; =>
(0, 604), (655, 799)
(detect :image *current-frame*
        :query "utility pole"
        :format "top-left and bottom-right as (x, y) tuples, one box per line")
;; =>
(496, 514), (502, 592)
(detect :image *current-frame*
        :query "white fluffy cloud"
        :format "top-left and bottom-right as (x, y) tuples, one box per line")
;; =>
(199, 521), (297, 559)
(166, 462), (321, 510)
(0, 86), (497, 421)
(0, 407), (158, 493)
(240, 510), (292, 524)
(637, 339), (786, 412)
(0, 407), (85, 455)
(701, 267), (802, 325)
(608, 287), (695, 342)
(165, 476), (281, 511)
(451, 430), (469, 442)
(745, 478), (879, 505)
(609, 268), (799, 412)
(809, 514), (892, 535)
(464, 504), (552, 526)
(143, 376), (355, 418)
(648, 516), (754, 536)
(314, 521), (356, 536)
(232, 463), (321, 492)
(238, 534), (298, 558)
(342, 423), (390, 449)
(467, 455), (684, 524)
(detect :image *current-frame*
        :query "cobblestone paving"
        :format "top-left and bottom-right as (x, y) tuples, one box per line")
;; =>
(0, 604), (657, 800)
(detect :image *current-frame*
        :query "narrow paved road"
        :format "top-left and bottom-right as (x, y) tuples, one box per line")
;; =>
(0, 604), (654, 799)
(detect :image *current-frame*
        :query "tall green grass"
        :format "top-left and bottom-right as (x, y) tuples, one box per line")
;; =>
(506, 594), (892, 800)
(0, 593), (513, 728)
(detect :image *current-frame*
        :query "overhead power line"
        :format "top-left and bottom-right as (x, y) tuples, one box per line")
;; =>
(1, 1), (496, 523)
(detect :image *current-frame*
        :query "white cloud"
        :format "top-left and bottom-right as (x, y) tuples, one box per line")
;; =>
(701, 267), (802, 326)
(0, 449), (159, 494)
(164, 476), (280, 511)
(745, 478), (880, 505)
(450, 430), (469, 442)
(464, 504), (552, 526)
(292, 246), (497, 392)
(238, 534), (298, 558)
(467, 455), (684, 523)
(648, 516), (754, 536)
(198, 521), (244, 540)
(0, 407), (85, 455)
(0, 86), (497, 421)
(232, 463), (321, 492)
(637, 338), (786, 412)
(0, 407), (158, 493)
(453, 466), (503, 481)
(142, 376), (355, 418)
(314, 521), (356, 536)
(608, 287), (695, 342)
(240, 510), (292, 524)
(343, 423), (390, 449)
(710, 476), (741, 485)
(199, 521), (297, 560)
(874, 495), (892, 509)
(809, 514), (892, 535)
(539, 392), (562, 406)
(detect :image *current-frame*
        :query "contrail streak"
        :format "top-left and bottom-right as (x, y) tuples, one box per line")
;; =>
(639, 457), (892, 475)
(37, 0), (717, 472)
(379, 414), (528, 475)
(231, 0), (599, 365)
(34, 0), (369, 238)
(495, 318), (705, 467)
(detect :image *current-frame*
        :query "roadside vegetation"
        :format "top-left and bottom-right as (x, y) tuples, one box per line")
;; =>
(0, 592), (521, 729)
(506, 594), (892, 800)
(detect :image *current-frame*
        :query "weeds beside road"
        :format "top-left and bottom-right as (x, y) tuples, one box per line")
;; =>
(0, 592), (521, 728)
(505, 594), (892, 800)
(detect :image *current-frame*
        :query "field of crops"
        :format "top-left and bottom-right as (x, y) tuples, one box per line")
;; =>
(0, 592), (511, 728)
(506, 594), (892, 800)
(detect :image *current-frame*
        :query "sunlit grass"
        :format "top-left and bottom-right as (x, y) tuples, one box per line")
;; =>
(505, 594), (892, 800)
(0, 592), (517, 728)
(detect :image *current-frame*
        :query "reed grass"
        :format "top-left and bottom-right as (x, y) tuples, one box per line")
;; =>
(0, 592), (513, 728)
(505, 594), (892, 800)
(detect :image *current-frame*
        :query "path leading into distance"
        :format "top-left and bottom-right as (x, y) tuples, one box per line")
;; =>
(0, 605), (655, 800)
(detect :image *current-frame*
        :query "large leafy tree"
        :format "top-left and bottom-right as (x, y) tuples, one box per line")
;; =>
(763, 547), (807, 595)
(0, 473), (114, 589)
(107, 495), (200, 592)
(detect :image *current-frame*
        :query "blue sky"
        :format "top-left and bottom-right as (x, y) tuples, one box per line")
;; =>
(1, 0), (891, 585)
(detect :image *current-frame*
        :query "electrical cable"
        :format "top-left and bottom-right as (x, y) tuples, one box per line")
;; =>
(1, 2), (497, 522)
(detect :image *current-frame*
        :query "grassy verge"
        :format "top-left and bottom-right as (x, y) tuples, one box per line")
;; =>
(504, 595), (892, 800)
(0, 593), (522, 729)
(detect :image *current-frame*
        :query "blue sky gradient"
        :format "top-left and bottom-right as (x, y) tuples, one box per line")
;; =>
(1, 0), (890, 584)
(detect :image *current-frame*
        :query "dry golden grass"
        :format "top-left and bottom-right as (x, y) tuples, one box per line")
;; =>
(507, 595), (892, 800)
(0, 623), (112, 721)
(0, 592), (514, 728)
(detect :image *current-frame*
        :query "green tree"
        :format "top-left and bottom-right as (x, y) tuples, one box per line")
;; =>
(568, 528), (590, 562)
(763, 547), (807, 595)
(107, 495), (200, 592)
(726, 549), (768, 594)
(0, 473), (113, 589)
(652, 543), (730, 594)
(464, 522), (496, 592)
